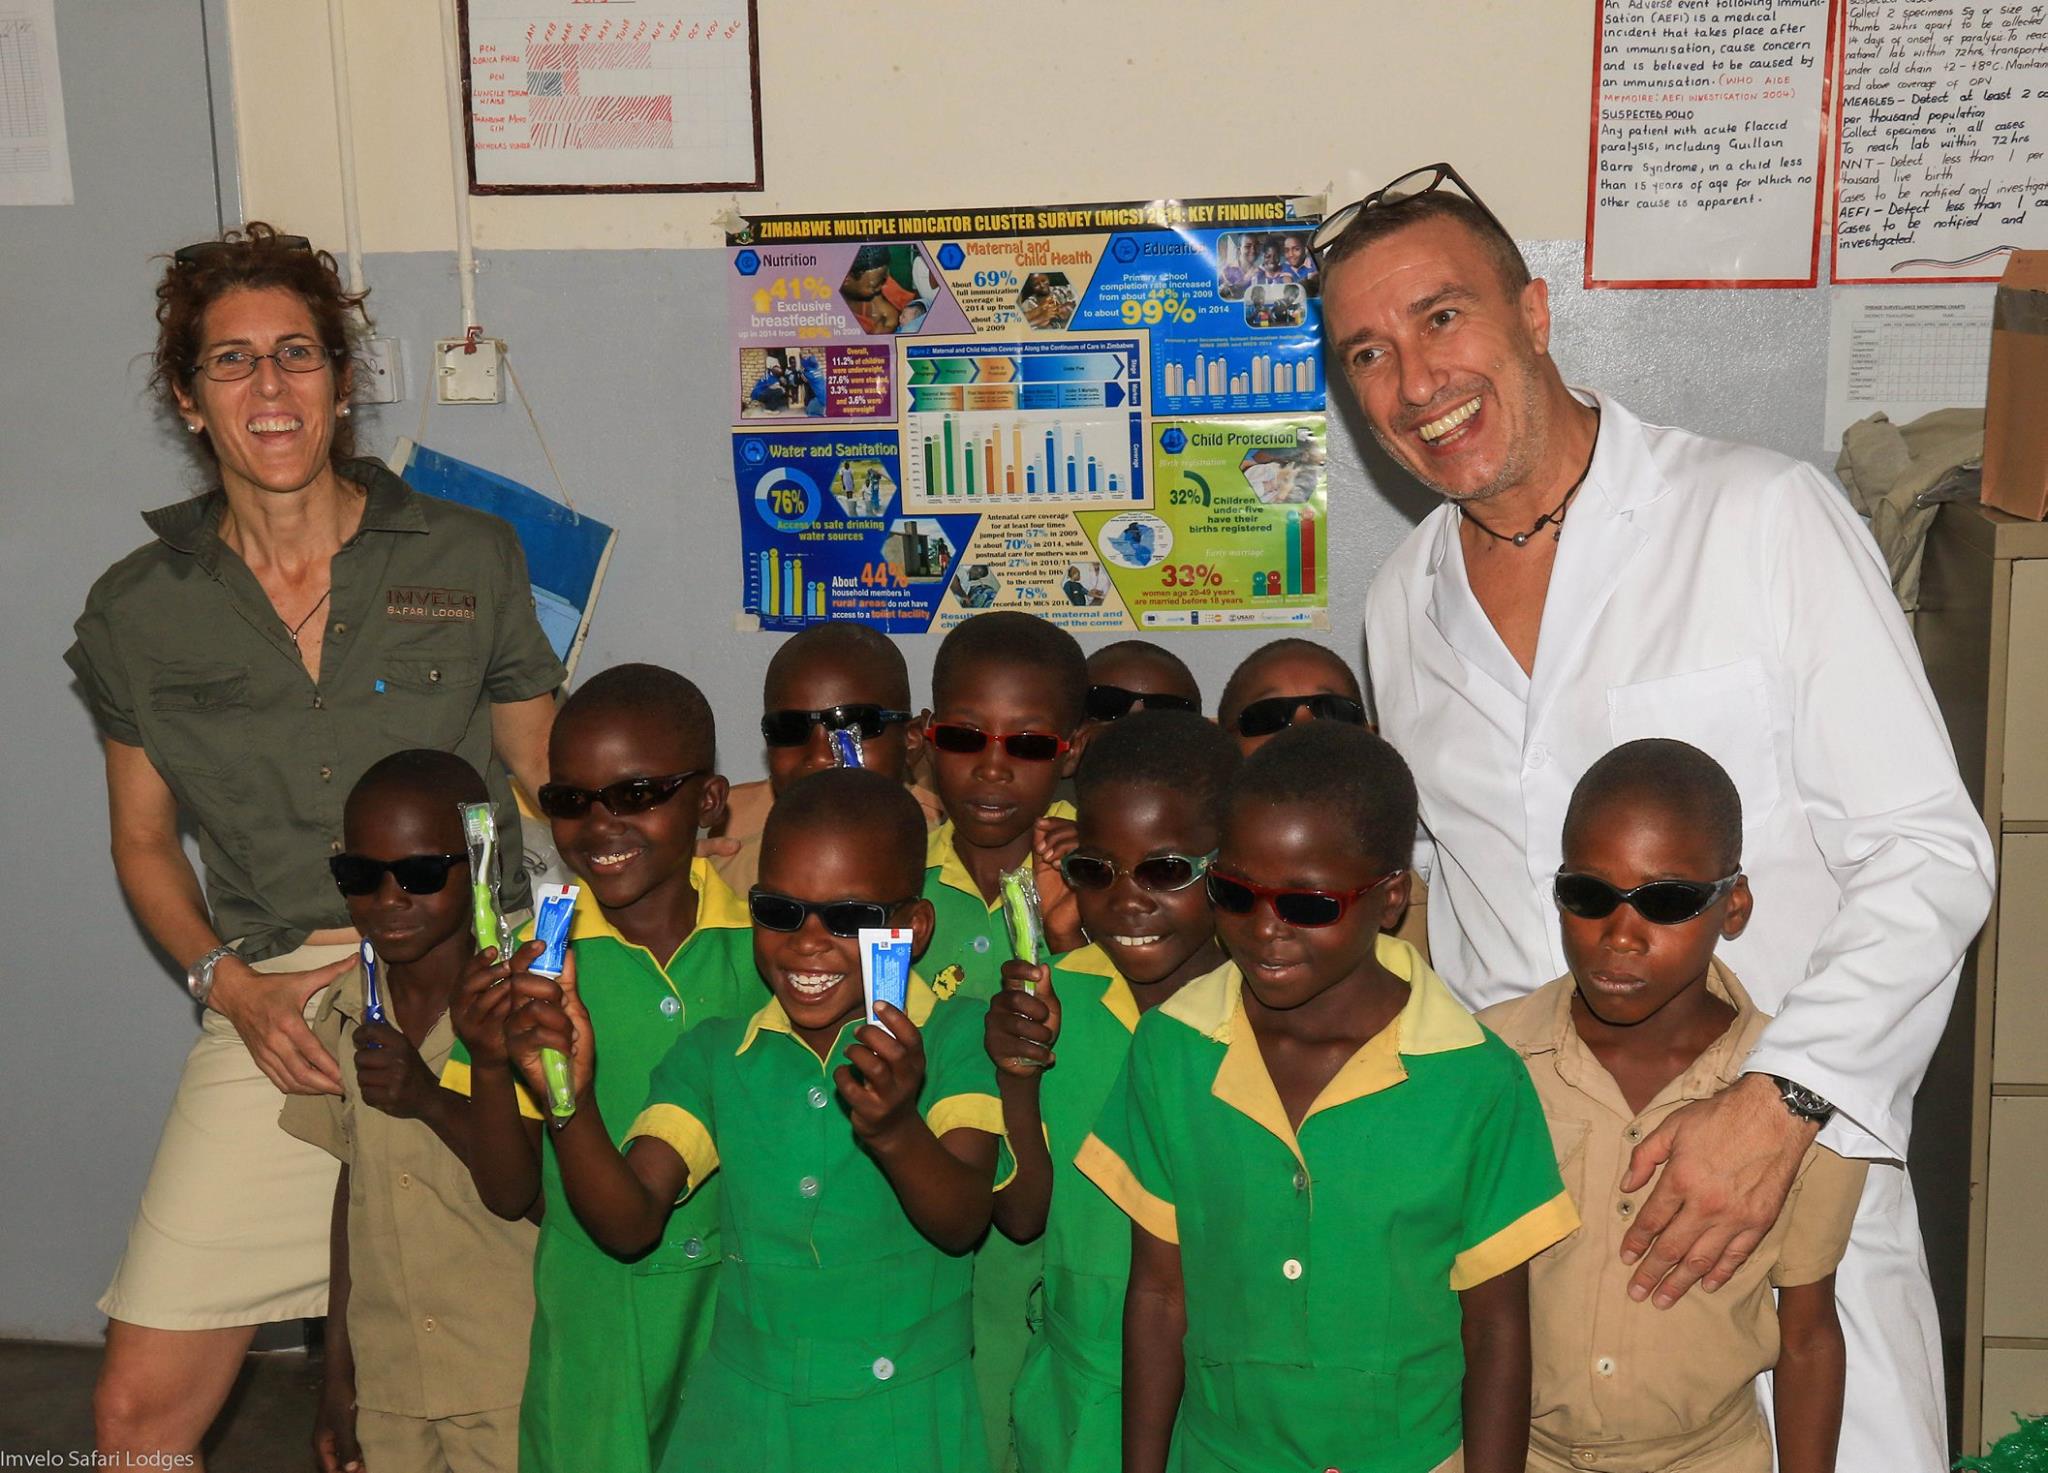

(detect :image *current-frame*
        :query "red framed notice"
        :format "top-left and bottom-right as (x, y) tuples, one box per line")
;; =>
(1830, 0), (2048, 285)
(458, 1), (763, 195)
(1585, 0), (1840, 288)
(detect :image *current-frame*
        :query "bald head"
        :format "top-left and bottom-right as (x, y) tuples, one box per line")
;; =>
(763, 767), (927, 898)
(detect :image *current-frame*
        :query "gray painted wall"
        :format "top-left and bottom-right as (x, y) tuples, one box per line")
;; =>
(1, 35), (1835, 1338)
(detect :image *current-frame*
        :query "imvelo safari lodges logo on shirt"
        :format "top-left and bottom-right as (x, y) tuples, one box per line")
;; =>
(386, 585), (478, 622)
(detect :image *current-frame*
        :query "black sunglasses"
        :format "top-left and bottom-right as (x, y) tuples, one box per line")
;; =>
(761, 704), (913, 748)
(926, 721), (1070, 763)
(329, 852), (470, 897)
(536, 770), (706, 821)
(1083, 684), (1200, 722)
(173, 234), (313, 266)
(1060, 850), (1216, 894)
(1554, 871), (1741, 927)
(1309, 163), (1511, 265)
(1207, 869), (1398, 928)
(1233, 692), (1366, 738)
(748, 888), (917, 938)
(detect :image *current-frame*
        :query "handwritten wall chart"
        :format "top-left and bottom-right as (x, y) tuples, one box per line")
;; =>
(1585, 0), (1836, 285)
(724, 197), (1330, 634)
(1833, 0), (2048, 281)
(459, 1), (760, 192)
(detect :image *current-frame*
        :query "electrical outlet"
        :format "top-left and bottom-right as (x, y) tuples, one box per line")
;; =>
(435, 337), (504, 404)
(357, 337), (404, 404)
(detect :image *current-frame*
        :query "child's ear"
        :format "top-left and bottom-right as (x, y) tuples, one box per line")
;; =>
(1375, 870), (1413, 933)
(694, 775), (730, 835)
(900, 712), (927, 766)
(904, 897), (938, 963)
(1719, 874), (1753, 941)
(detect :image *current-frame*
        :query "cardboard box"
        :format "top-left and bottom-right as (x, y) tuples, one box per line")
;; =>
(1983, 251), (2048, 521)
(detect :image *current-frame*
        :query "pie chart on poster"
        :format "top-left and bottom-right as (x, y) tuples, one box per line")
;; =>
(754, 467), (821, 533)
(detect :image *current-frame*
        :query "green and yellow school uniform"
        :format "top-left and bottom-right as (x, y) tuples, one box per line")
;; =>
(442, 859), (761, 1473)
(1009, 944), (1143, 1473)
(626, 977), (1006, 1473)
(1078, 937), (1578, 1473)
(919, 800), (1074, 1471)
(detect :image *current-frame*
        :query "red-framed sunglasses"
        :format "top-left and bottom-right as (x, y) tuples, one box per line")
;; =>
(925, 720), (1070, 763)
(1206, 868), (1400, 928)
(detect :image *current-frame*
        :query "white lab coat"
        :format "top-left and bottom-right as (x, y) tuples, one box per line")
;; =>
(1365, 391), (1994, 1470)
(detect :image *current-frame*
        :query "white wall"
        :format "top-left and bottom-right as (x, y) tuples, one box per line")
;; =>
(230, 0), (1597, 252)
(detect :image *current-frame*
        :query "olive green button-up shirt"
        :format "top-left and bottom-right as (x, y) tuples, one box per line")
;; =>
(66, 460), (566, 960)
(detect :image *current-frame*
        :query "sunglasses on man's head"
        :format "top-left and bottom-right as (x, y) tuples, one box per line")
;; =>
(926, 721), (1070, 763)
(173, 234), (313, 266)
(1060, 850), (1216, 895)
(536, 770), (706, 821)
(1232, 692), (1366, 738)
(747, 888), (916, 938)
(760, 704), (913, 748)
(1553, 871), (1741, 927)
(1083, 684), (1199, 722)
(1206, 869), (1398, 928)
(1309, 162), (1511, 265)
(329, 852), (470, 897)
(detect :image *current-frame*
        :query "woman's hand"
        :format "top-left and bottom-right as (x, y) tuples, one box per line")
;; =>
(209, 955), (353, 1095)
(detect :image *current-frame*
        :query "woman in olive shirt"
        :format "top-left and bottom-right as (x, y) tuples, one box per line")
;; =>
(66, 226), (566, 1461)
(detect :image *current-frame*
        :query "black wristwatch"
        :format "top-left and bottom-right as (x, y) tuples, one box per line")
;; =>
(1768, 1075), (1835, 1126)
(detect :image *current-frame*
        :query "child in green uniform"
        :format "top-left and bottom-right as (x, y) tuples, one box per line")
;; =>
(1479, 741), (1866, 1473)
(445, 664), (760, 1473)
(983, 711), (1241, 1471)
(284, 751), (537, 1473)
(1080, 722), (1579, 1473)
(1215, 637), (1366, 754)
(713, 620), (936, 893)
(920, 610), (1090, 1468)
(501, 768), (1007, 1473)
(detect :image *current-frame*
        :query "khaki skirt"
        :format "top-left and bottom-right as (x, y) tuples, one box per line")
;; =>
(97, 941), (357, 1331)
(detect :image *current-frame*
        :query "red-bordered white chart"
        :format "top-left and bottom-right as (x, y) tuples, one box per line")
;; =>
(1585, 0), (1840, 288)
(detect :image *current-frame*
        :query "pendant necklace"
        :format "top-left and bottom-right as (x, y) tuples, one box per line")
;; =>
(1465, 414), (1601, 548)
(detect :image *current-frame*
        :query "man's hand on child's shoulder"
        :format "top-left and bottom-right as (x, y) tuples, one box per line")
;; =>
(986, 960), (1060, 1080)
(838, 1002), (928, 1147)
(353, 1020), (443, 1120)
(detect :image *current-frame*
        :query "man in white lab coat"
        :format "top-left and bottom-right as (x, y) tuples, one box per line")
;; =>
(1321, 173), (1995, 1470)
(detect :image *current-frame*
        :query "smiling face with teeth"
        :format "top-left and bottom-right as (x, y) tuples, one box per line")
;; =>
(546, 702), (724, 959)
(1322, 215), (1581, 512)
(753, 804), (934, 1058)
(174, 286), (350, 505)
(1070, 782), (1223, 1001)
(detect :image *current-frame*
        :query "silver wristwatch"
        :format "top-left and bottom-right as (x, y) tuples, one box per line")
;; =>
(186, 943), (238, 1006)
(1768, 1074), (1835, 1126)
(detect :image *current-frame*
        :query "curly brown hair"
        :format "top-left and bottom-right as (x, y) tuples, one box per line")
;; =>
(151, 222), (372, 466)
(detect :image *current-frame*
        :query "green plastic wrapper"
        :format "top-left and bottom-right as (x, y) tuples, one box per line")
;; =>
(1957, 1415), (2048, 1472)
(1000, 862), (1045, 976)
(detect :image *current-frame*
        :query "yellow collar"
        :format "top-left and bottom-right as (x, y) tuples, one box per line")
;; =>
(927, 799), (1078, 905)
(737, 972), (940, 1056)
(569, 856), (751, 947)
(1058, 942), (1140, 1034)
(1160, 936), (1483, 1166)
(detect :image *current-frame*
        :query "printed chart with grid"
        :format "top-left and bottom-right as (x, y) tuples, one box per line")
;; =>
(0, 16), (52, 175)
(1847, 322), (1991, 405)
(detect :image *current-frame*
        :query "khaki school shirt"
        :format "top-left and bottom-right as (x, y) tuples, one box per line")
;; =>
(66, 460), (566, 960)
(1479, 962), (1868, 1466)
(280, 961), (538, 1420)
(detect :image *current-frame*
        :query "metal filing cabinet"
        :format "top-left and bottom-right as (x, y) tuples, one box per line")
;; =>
(1914, 501), (2048, 1454)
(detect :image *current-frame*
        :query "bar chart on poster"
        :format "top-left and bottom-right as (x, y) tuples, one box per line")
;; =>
(459, 1), (760, 191)
(1833, 0), (2048, 282)
(1584, 0), (1833, 285)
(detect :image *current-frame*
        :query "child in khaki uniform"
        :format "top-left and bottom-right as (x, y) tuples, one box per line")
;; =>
(281, 751), (537, 1473)
(1480, 739), (1867, 1473)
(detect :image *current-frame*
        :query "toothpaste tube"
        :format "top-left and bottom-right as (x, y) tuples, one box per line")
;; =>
(859, 927), (915, 1035)
(829, 727), (865, 768)
(360, 938), (385, 1030)
(999, 862), (1046, 992)
(529, 883), (581, 1119)
(458, 801), (512, 958)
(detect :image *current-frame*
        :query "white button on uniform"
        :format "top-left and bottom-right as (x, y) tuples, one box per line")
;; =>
(972, 936), (991, 953)
(660, 996), (682, 1017)
(1291, 1169), (1307, 1192)
(1281, 1258), (1303, 1280)
(872, 1356), (895, 1381)
(1527, 743), (1550, 768)
(1595, 1355), (1616, 1377)
(422, 1316), (437, 1332)
(807, 1085), (829, 1109)
(684, 1236), (705, 1259)
(798, 1175), (821, 1198)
